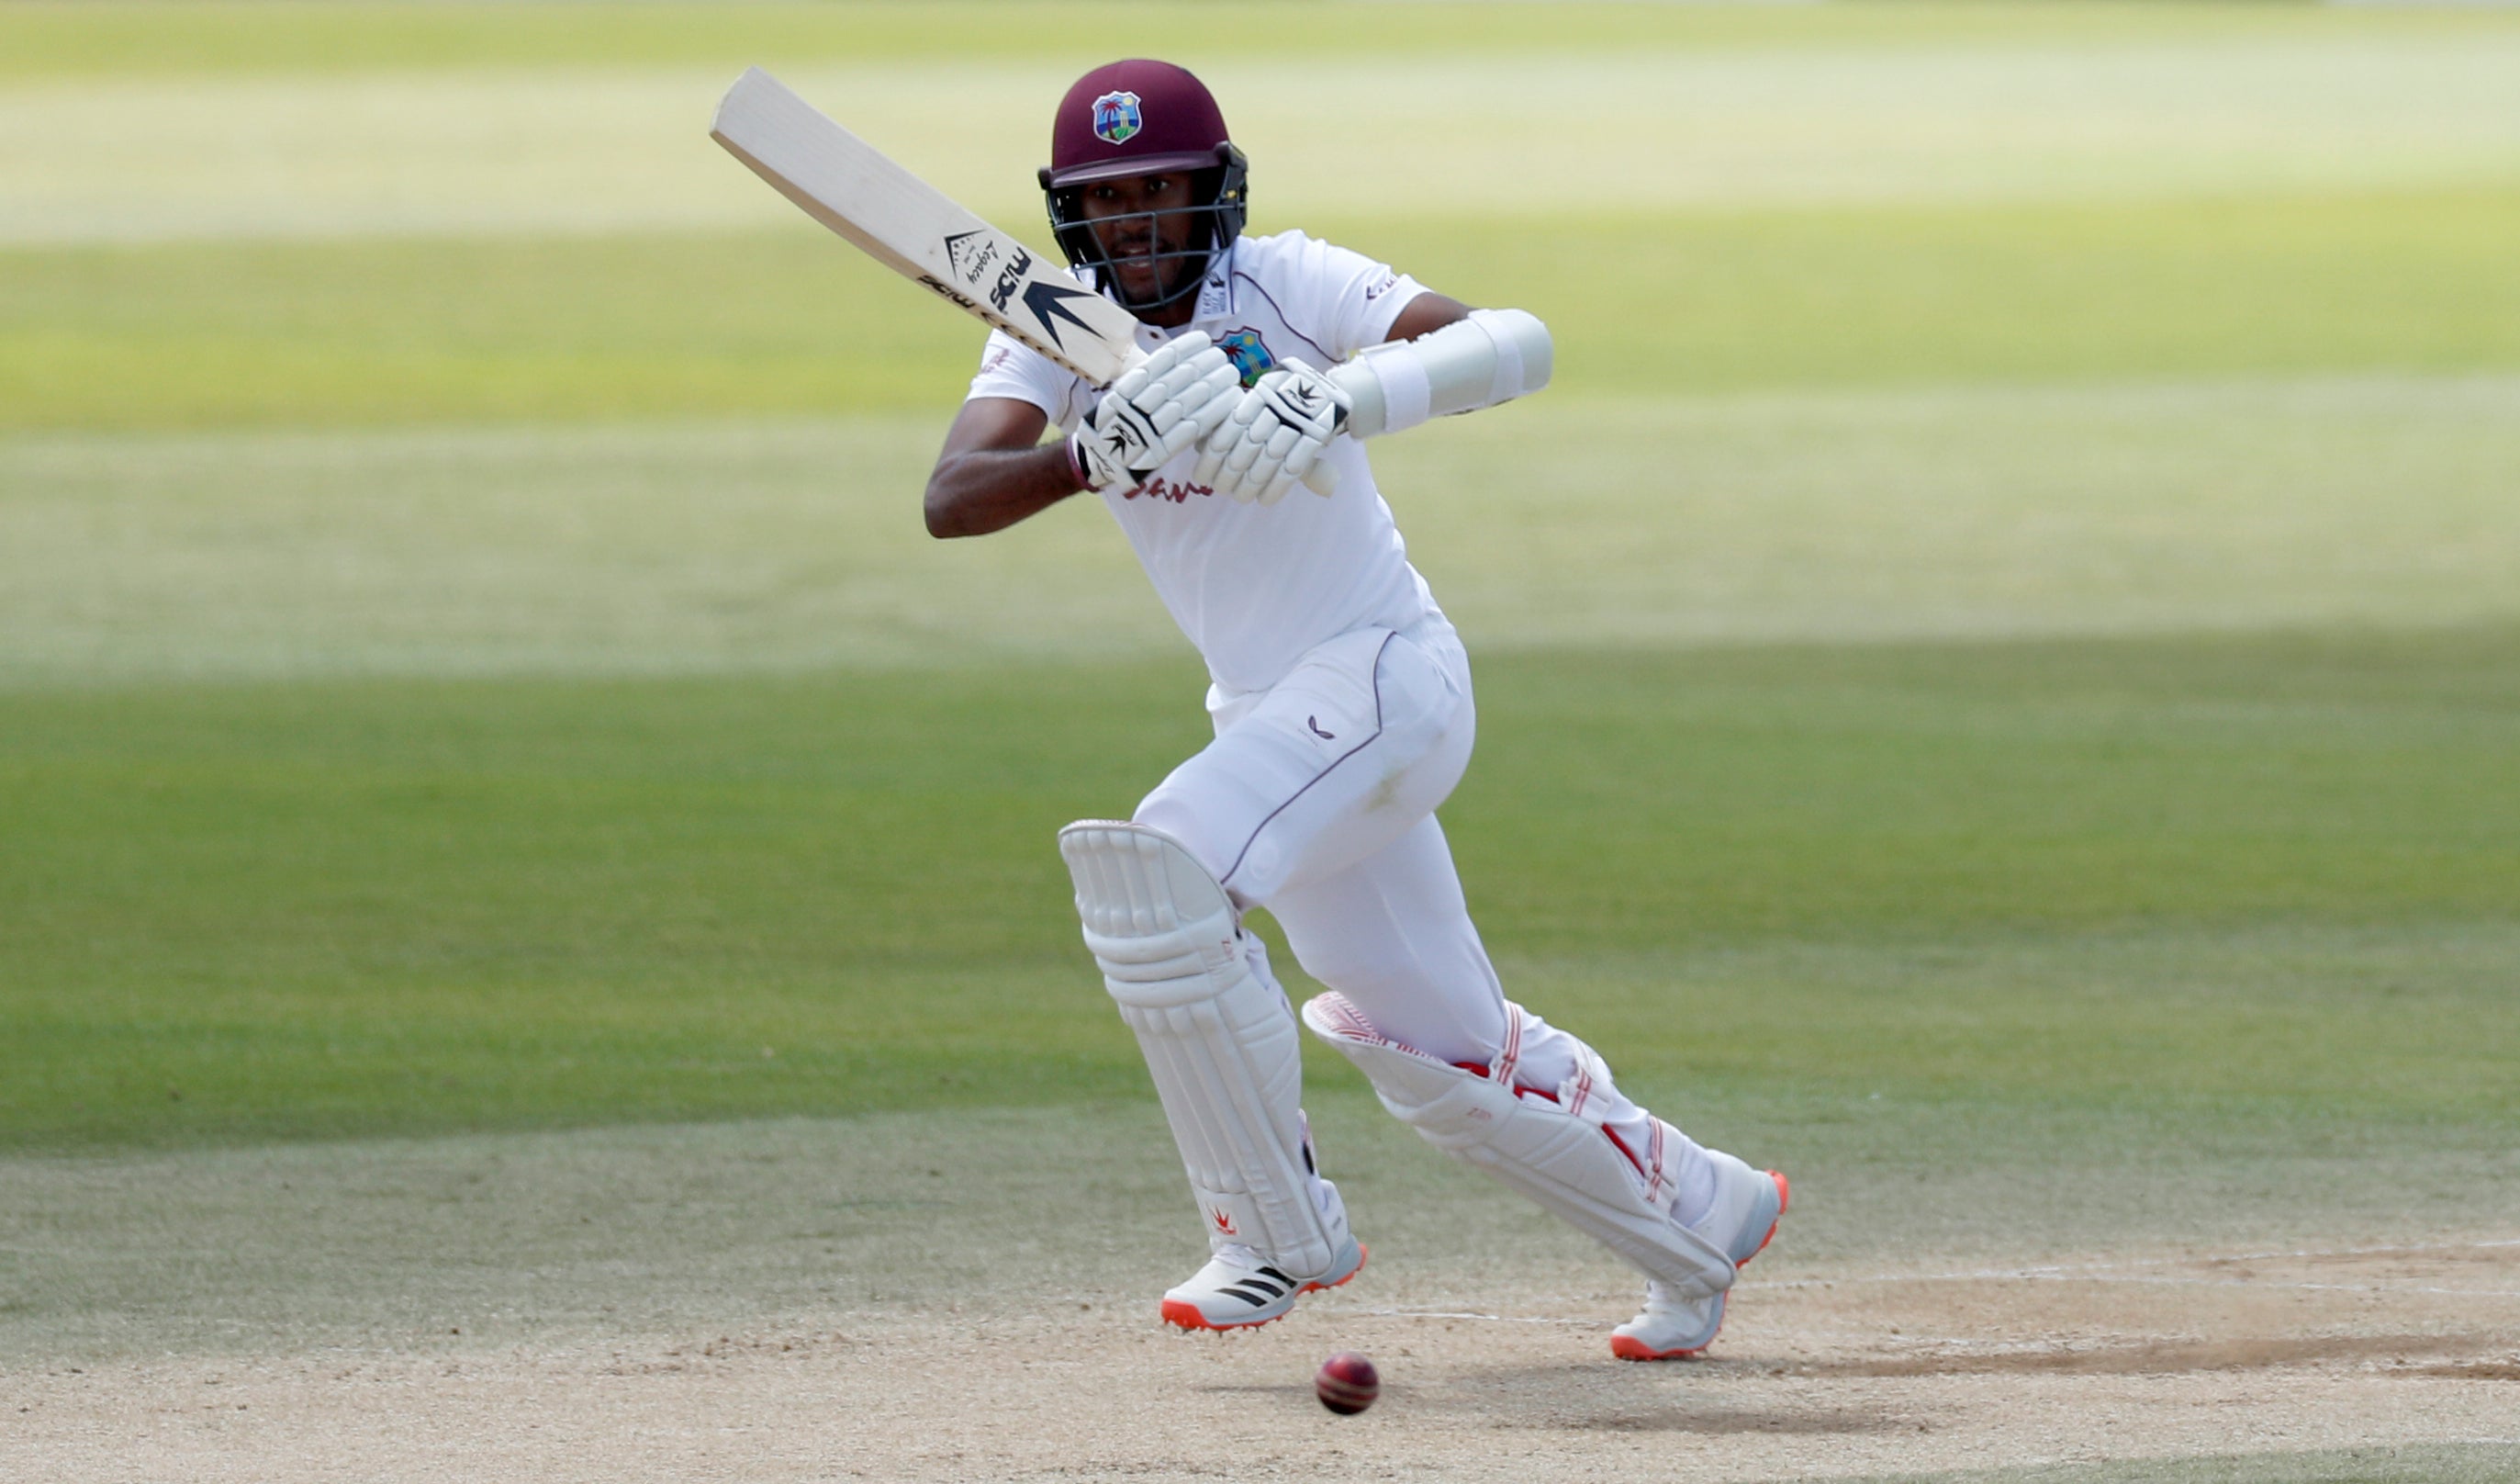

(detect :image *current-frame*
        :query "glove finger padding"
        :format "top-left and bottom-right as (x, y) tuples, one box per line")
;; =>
(1250, 421), (1308, 506)
(1218, 428), (1269, 502)
(1191, 417), (1234, 489)
(1154, 361), (1242, 443)
(1078, 333), (1238, 491)
(1227, 433), (1287, 504)
(1191, 438), (1228, 490)
(1262, 431), (1329, 507)
(1143, 352), (1211, 416)
(1194, 361), (1353, 502)
(1195, 393), (1258, 500)
(1101, 333), (1183, 410)
(1200, 392), (1261, 502)
(1129, 331), (1210, 389)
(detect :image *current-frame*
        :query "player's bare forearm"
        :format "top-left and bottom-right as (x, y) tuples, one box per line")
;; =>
(924, 441), (1083, 538)
(1386, 292), (1473, 343)
(924, 395), (1080, 539)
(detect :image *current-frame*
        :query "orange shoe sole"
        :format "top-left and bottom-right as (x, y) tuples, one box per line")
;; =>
(1609, 1171), (1789, 1362)
(1609, 1330), (1697, 1362)
(1159, 1243), (1369, 1332)
(1742, 1170), (1790, 1267)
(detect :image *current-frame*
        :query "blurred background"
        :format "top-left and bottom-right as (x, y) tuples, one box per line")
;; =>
(4, 1), (2516, 1321)
(9, 1), (2518, 683)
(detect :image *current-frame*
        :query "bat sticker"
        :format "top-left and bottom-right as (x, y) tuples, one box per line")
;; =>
(1023, 280), (1103, 349)
(942, 230), (999, 289)
(916, 275), (982, 311)
(987, 248), (1032, 312)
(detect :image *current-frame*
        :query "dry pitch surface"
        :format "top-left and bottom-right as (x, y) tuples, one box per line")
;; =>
(8, 1112), (2517, 1481)
(14, 1253), (2520, 1481)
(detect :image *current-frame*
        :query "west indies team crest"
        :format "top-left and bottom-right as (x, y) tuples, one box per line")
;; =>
(1091, 90), (1143, 144)
(1219, 327), (1277, 387)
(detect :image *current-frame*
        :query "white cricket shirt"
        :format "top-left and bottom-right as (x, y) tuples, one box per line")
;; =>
(965, 230), (1443, 697)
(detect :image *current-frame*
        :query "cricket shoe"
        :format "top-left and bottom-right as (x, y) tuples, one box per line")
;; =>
(1159, 1237), (1368, 1332)
(1609, 1152), (1788, 1361)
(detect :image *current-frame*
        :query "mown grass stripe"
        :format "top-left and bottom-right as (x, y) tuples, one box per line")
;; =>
(12, 1), (2512, 81)
(4, 635), (2514, 1151)
(6, 190), (2519, 433)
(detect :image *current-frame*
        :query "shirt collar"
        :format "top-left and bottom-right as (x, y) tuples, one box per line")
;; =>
(1194, 240), (1238, 321)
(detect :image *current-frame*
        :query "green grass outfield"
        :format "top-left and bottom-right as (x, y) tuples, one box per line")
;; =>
(6, 631), (2518, 1152)
(11, 0), (2510, 78)
(5, 0), (2517, 1237)
(11, 193), (2520, 430)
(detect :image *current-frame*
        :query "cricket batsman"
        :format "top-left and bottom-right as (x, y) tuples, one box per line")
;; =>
(923, 60), (1786, 1361)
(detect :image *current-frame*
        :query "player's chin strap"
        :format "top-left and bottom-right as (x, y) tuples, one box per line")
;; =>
(1058, 821), (1350, 1282)
(1302, 991), (1734, 1300)
(1326, 308), (1554, 440)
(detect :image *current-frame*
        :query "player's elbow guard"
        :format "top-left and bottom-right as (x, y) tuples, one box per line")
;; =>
(1327, 308), (1552, 440)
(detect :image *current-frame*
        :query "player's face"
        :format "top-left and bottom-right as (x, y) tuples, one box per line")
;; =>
(1078, 173), (1198, 302)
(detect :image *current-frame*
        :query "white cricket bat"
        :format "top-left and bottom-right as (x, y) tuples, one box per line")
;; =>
(710, 67), (1143, 387)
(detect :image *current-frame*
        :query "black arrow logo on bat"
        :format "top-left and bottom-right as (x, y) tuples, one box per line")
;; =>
(1023, 280), (1102, 351)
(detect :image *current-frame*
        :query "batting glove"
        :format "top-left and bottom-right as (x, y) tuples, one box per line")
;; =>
(1195, 363), (1350, 505)
(1071, 332), (1242, 492)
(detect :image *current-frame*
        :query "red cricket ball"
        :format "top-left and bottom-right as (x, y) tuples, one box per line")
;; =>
(1315, 1350), (1379, 1415)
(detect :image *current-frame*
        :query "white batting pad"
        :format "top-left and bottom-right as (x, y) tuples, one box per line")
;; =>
(1303, 991), (1733, 1298)
(1059, 820), (1348, 1280)
(1329, 308), (1554, 439)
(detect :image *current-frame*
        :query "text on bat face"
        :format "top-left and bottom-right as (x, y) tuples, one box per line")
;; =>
(987, 248), (1032, 313)
(917, 274), (981, 312)
(942, 230), (998, 289)
(943, 230), (1033, 313)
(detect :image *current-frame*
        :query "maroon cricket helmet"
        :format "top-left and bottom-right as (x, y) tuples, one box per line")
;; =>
(1042, 59), (1233, 188)
(1038, 60), (1249, 313)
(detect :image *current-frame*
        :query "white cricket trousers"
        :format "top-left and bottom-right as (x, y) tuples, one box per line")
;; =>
(1133, 617), (1719, 1226)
